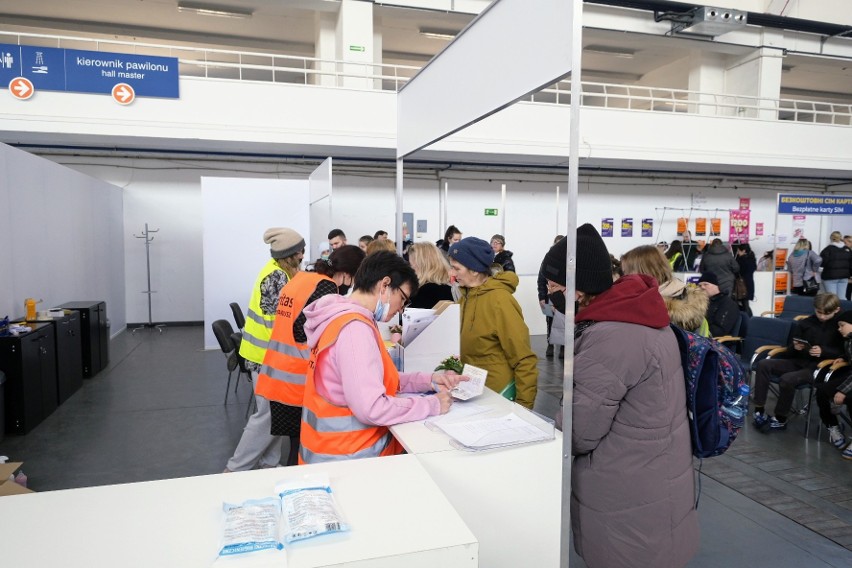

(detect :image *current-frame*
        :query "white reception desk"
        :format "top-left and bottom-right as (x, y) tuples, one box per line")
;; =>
(391, 387), (563, 568)
(0, 454), (478, 568)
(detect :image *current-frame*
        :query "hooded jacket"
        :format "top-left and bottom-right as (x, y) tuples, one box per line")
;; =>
(571, 274), (699, 568)
(819, 242), (852, 280)
(458, 270), (538, 408)
(493, 249), (515, 272)
(302, 295), (440, 426)
(658, 279), (709, 335)
(699, 242), (739, 295)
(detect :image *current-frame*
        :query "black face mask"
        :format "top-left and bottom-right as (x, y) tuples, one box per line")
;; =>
(338, 284), (350, 296)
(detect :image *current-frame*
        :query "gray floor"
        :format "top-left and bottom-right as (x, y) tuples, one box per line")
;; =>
(2, 327), (852, 567)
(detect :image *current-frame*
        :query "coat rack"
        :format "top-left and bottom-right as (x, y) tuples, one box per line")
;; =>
(132, 223), (166, 333)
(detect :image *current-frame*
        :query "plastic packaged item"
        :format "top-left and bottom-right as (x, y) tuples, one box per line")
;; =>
(721, 384), (750, 427)
(218, 497), (284, 556)
(276, 474), (350, 543)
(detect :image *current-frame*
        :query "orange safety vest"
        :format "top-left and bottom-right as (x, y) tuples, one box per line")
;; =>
(256, 272), (333, 406)
(299, 312), (403, 464)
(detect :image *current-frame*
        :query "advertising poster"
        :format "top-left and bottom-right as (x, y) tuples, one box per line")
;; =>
(641, 218), (653, 237)
(756, 222), (764, 236)
(695, 218), (707, 236)
(621, 218), (633, 237)
(740, 197), (750, 210)
(775, 296), (785, 313)
(730, 210), (750, 243)
(792, 215), (806, 240)
(601, 218), (614, 237)
(775, 248), (788, 270)
(710, 218), (722, 236)
(677, 217), (687, 234)
(775, 272), (789, 295)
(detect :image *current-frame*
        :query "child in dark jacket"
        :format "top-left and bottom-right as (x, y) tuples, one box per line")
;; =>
(753, 293), (844, 431)
(815, 310), (852, 459)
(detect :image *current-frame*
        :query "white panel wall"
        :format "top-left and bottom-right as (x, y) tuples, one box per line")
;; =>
(201, 178), (310, 350)
(0, 144), (125, 332)
(49, 155), (833, 337)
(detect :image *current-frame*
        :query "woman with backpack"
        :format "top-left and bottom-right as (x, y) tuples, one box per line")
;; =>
(542, 225), (699, 568)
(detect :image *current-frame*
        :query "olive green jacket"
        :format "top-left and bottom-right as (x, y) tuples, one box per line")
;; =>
(458, 271), (538, 408)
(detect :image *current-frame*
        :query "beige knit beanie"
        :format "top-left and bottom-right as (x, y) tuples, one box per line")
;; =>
(263, 227), (305, 259)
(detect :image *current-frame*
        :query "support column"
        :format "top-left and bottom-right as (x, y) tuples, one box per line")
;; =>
(314, 12), (336, 86)
(336, 0), (375, 89)
(687, 50), (726, 115)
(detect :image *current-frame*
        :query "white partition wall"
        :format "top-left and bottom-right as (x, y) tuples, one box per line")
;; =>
(201, 178), (310, 349)
(396, 1), (581, 565)
(0, 143), (126, 332)
(309, 158), (333, 263)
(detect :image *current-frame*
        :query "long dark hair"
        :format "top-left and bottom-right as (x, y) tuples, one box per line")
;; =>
(313, 245), (365, 277)
(665, 240), (684, 260)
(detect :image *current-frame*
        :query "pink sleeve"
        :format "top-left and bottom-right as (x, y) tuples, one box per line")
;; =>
(399, 371), (434, 393)
(333, 321), (440, 425)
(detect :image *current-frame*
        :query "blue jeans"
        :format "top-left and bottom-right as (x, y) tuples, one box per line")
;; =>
(822, 278), (847, 297)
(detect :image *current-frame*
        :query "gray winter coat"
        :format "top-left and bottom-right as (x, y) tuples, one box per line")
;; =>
(786, 249), (822, 288)
(699, 242), (739, 295)
(571, 276), (699, 568)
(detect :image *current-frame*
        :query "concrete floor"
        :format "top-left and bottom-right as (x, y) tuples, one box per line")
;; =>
(2, 326), (851, 566)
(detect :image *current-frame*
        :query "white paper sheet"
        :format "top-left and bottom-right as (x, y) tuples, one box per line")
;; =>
(433, 413), (550, 449)
(451, 364), (487, 400)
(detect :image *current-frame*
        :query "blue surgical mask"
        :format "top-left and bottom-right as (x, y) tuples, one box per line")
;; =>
(373, 287), (392, 323)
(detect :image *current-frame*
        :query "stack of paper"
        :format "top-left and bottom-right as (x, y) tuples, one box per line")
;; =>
(431, 413), (552, 451)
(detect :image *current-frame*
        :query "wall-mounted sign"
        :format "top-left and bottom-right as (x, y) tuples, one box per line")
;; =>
(641, 218), (653, 237)
(677, 217), (687, 234)
(739, 198), (750, 210)
(349, 45), (366, 52)
(778, 194), (852, 215)
(484, 208), (498, 216)
(730, 210), (750, 243)
(8, 77), (33, 100)
(621, 218), (633, 237)
(0, 43), (179, 99)
(601, 218), (613, 238)
(695, 218), (707, 236)
(755, 222), (764, 236)
(710, 218), (722, 236)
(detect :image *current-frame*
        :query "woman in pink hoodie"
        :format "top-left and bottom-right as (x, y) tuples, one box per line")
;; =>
(299, 251), (466, 464)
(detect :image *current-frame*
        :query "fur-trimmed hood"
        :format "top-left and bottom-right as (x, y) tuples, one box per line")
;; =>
(661, 281), (708, 334)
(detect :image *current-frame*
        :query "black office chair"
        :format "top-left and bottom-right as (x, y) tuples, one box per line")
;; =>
(230, 331), (256, 418)
(230, 302), (246, 331)
(212, 319), (242, 404)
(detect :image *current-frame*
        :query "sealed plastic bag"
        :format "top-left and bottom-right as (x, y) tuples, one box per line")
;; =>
(219, 497), (284, 556)
(276, 474), (350, 543)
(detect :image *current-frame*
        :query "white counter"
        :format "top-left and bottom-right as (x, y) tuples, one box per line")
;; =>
(391, 388), (562, 568)
(0, 454), (478, 568)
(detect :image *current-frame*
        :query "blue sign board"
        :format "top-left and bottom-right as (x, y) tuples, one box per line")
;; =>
(0, 43), (179, 99)
(778, 194), (852, 215)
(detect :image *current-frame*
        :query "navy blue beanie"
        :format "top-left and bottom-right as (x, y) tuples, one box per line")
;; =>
(449, 237), (494, 273)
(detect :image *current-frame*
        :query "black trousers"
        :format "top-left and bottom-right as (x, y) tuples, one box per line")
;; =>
(754, 358), (814, 419)
(816, 369), (852, 427)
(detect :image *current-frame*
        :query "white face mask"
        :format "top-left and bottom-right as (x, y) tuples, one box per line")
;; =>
(373, 286), (393, 323)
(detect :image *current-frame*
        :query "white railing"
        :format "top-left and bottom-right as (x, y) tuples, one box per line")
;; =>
(2, 31), (851, 126)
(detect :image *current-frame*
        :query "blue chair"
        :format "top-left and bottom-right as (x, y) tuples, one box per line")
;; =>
(761, 295), (813, 320)
(743, 317), (794, 371)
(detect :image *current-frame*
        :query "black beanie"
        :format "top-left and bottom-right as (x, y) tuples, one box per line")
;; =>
(542, 224), (613, 295)
(838, 310), (852, 325)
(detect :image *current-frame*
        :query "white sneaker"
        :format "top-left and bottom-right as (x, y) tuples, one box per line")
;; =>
(828, 426), (849, 450)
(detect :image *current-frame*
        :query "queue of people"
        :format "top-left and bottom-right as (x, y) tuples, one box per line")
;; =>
(222, 221), (852, 568)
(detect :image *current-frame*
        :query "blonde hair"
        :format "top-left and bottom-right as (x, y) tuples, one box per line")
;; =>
(831, 231), (843, 243)
(365, 239), (396, 255)
(793, 238), (809, 251)
(276, 253), (302, 277)
(620, 245), (672, 286)
(408, 242), (451, 285)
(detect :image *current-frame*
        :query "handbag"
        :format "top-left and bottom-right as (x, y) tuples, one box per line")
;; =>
(802, 277), (820, 296)
(732, 276), (748, 301)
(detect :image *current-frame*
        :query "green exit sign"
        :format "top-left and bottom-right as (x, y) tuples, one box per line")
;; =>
(349, 45), (366, 52)
(484, 208), (499, 216)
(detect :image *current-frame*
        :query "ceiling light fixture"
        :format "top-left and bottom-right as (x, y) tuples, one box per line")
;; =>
(177, 1), (253, 19)
(418, 28), (456, 40)
(585, 45), (636, 59)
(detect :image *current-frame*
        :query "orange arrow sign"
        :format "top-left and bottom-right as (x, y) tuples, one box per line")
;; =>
(111, 82), (135, 105)
(9, 77), (34, 100)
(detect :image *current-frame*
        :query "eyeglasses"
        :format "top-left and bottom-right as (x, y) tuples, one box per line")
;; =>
(398, 288), (411, 310)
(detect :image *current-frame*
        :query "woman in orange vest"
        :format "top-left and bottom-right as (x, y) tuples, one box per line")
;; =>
(258, 245), (366, 466)
(299, 251), (467, 464)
